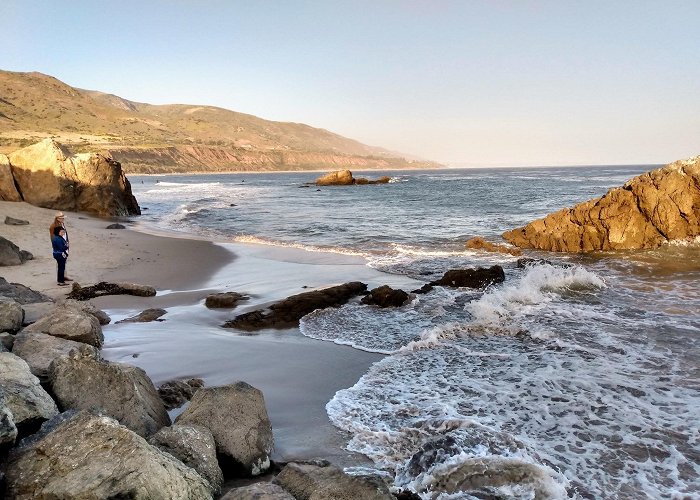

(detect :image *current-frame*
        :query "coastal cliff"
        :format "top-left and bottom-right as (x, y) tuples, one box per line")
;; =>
(503, 155), (700, 252)
(0, 70), (440, 173)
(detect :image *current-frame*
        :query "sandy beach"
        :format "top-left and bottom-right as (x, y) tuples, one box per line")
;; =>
(0, 200), (420, 467)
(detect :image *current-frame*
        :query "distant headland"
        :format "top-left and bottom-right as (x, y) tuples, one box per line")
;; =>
(0, 70), (441, 174)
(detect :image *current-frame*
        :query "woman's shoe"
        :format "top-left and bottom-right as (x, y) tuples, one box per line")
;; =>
(57, 282), (69, 286)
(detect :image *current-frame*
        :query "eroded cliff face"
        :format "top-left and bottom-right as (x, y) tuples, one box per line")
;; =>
(502, 156), (700, 252)
(106, 145), (432, 174)
(2, 139), (140, 216)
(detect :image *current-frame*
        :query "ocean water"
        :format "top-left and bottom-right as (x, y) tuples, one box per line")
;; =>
(129, 166), (700, 499)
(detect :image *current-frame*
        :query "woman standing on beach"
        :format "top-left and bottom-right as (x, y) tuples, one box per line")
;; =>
(49, 212), (72, 281)
(52, 227), (69, 286)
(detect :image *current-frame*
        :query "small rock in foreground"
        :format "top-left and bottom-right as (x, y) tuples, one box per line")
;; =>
(116, 308), (167, 324)
(205, 292), (248, 309)
(361, 285), (410, 308)
(158, 378), (205, 410)
(4, 216), (29, 225)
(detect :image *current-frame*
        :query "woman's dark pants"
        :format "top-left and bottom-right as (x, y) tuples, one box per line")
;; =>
(54, 255), (66, 283)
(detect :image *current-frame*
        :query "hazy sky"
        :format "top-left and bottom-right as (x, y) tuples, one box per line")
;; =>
(2, 1), (699, 166)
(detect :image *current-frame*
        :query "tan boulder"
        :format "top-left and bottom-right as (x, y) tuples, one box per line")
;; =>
(7, 138), (140, 216)
(315, 170), (355, 186)
(465, 236), (522, 256)
(503, 156), (700, 252)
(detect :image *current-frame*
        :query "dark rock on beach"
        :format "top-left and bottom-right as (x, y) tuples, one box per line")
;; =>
(274, 461), (394, 499)
(361, 285), (410, 308)
(224, 282), (367, 331)
(4, 216), (29, 225)
(116, 307), (167, 324)
(49, 347), (171, 437)
(176, 381), (273, 477)
(0, 277), (53, 304)
(4, 410), (212, 499)
(0, 236), (33, 266)
(67, 281), (156, 300)
(106, 223), (126, 229)
(158, 377), (205, 410)
(148, 424), (224, 495)
(429, 265), (505, 289)
(205, 291), (248, 309)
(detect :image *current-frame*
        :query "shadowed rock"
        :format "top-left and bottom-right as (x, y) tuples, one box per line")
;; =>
(149, 424), (223, 495)
(361, 285), (410, 308)
(116, 307), (167, 324)
(0, 352), (59, 437)
(0, 236), (33, 266)
(158, 378), (205, 410)
(176, 382), (273, 477)
(0, 154), (21, 201)
(223, 282), (367, 331)
(49, 347), (170, 437)
(106, 223), (126, 229)
(275, 461), (394, 499)
(4, 216), (29, 225)
(0, 391), (18, 452)
(205, 291), (248, 309)
(4, 411), (212, 500)
(0, 297), (24, 332)
(503, 156), (700, 252)
(67, 281), (156, 300)
(0, 277), (53, 304)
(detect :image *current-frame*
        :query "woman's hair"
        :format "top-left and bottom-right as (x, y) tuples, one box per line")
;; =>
(53, 226), (64, 236)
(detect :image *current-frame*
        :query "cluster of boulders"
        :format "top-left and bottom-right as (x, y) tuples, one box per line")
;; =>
(0, 138), (140, 217)
(1, 277), (418, 499)
(314, 170), (391, 186)
(502, 156), (700, 252)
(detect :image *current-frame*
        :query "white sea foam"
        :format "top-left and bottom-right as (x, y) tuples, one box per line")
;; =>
(233, 234), (369, 257)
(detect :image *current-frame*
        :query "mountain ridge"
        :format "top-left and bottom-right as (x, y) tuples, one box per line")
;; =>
(0, 70), (440, 173)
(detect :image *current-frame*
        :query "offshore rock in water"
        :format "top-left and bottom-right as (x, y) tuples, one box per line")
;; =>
(361, 285), (410, 308)
(223, 282), (367, 331)
(503, 155), (700, 252)
(415, 457), (564, 499)
(428, 265), (505, 289)
(465, 236), (522, 256)
(315, 169), (355, 186)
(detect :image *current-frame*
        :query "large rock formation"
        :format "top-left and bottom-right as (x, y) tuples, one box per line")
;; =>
(4, 411), (212, 500)
(315, 170), (392, 186)
(22, 304), (104, 347)
(503, 156), (700, 252)
(11, 331), (100, 381)
(5, 138), (140, 216)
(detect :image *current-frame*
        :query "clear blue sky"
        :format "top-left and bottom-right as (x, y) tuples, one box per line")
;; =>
(2, 0), (699, 166)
